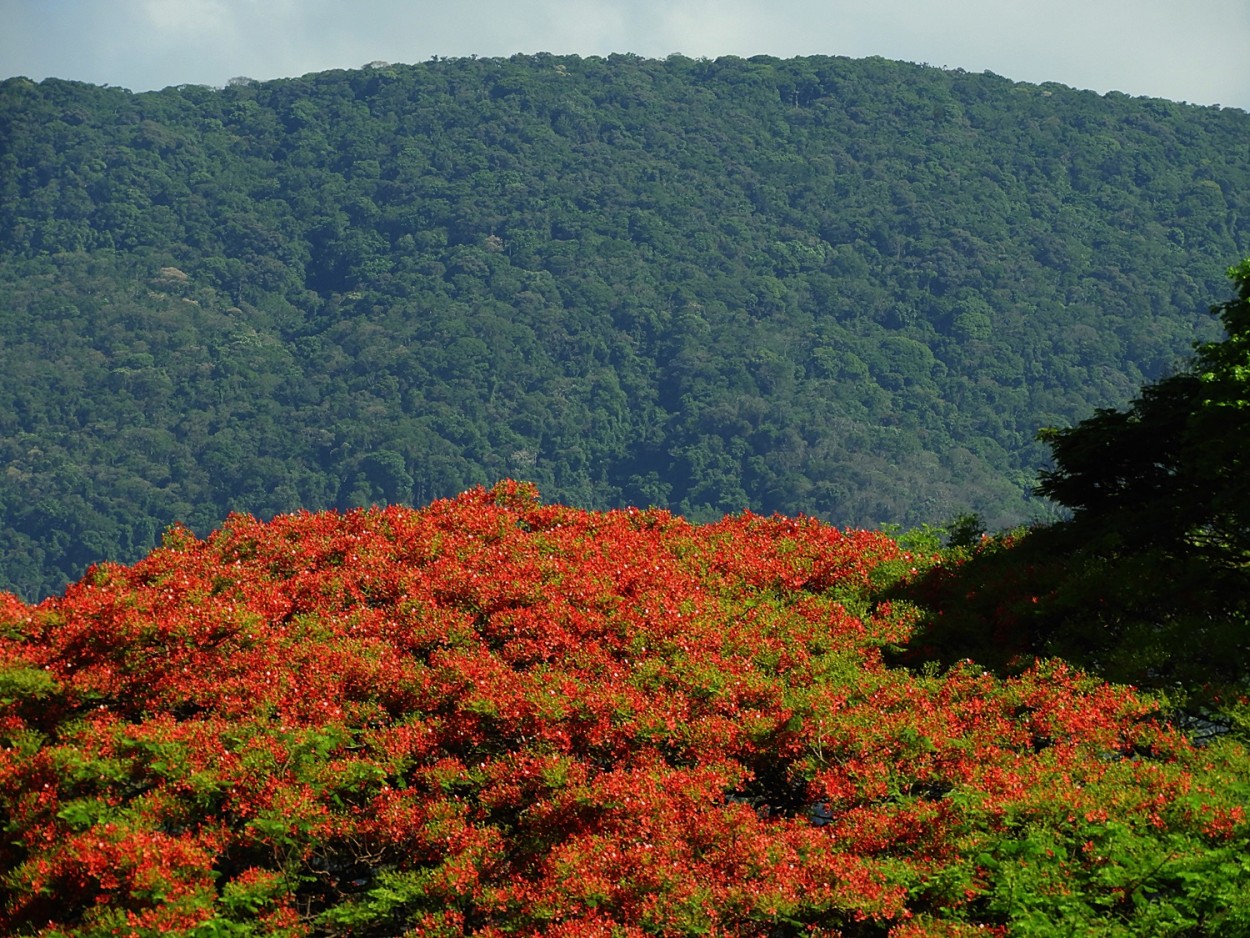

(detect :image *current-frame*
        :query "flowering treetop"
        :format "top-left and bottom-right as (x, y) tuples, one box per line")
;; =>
(1, 482), (1247, 936)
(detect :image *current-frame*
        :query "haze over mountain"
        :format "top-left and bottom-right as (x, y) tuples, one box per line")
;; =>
(1, 52), (1249, 599)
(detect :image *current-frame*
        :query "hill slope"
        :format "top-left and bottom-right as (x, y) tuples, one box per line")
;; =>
(2, 54), (1249, 597)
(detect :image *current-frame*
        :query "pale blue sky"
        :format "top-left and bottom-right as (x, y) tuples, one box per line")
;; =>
(2, 0), (1248, 111)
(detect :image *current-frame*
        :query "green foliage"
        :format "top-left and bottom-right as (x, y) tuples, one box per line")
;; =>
(0, 664), (59, 706)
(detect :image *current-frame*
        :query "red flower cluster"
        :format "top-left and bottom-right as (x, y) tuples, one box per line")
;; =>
(0, 483), (1244, 935)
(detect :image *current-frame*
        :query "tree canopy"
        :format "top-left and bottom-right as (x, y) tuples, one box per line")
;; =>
(2, 483), (1248, 935)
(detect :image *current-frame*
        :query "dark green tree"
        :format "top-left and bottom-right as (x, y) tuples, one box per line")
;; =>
(1006, 261), (1250, 702)
(888, 263), (1250, 725)
(1037, 258), (1250, 564)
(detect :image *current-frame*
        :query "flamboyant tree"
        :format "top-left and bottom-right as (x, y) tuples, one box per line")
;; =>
(2, 482), (1248, 936)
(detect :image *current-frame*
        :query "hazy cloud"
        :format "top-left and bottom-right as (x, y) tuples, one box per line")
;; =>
(2, 0), (1247, 109)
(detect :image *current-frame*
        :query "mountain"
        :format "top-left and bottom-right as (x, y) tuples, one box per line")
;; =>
(2, 53), (1249, 599)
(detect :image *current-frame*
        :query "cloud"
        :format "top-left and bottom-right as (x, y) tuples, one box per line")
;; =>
(138, 0), (235, 37)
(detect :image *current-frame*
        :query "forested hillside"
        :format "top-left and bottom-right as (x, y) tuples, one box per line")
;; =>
(2, 53), (1249, 599)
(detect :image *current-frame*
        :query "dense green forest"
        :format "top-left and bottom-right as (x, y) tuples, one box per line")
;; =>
(1, 53), (1249, 600)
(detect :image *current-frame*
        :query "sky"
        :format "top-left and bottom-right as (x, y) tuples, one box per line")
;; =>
(2, 0), (1249, 112)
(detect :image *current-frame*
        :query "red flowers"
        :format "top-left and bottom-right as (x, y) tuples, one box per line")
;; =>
(0, 482), (1245, 935)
